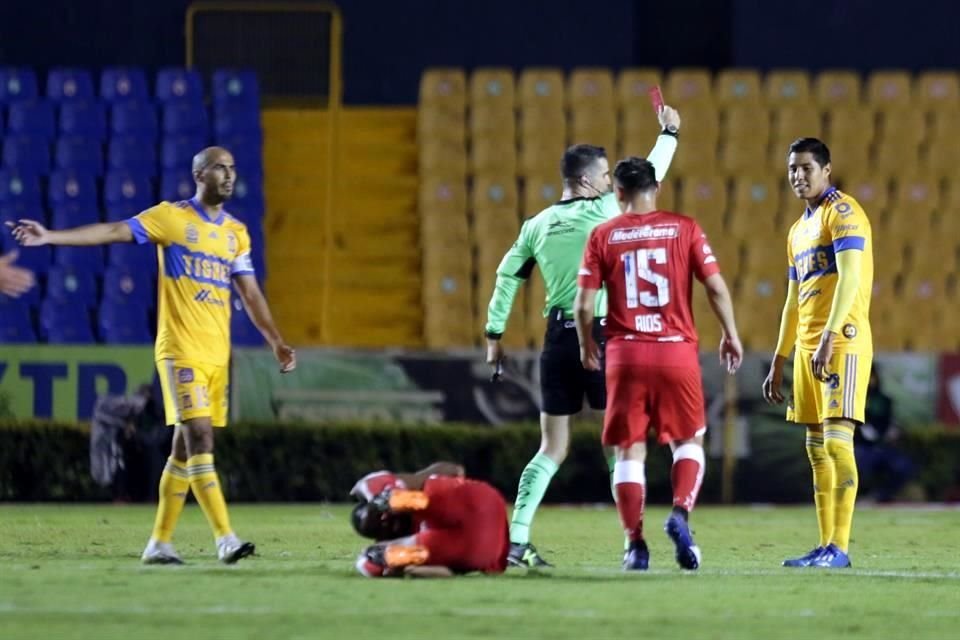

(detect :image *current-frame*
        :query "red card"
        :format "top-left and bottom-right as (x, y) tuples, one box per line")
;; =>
(648, 85), (664, 114)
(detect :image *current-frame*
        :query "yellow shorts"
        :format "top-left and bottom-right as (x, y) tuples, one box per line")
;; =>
(787, 349), (871, 426)
(157, 359), (229, 427)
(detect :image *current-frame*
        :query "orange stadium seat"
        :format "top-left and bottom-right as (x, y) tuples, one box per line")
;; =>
(772, 105), (823, 142)
(678, 176), (727, 230)
(665, 68), (714, 105)
(825, 105), (876, 144)
(715, 69), (763, 105)
(866, 70), (913, 109)
(519, 68), (566, 112)
(568, 68), (615, 108)
(471, 136), (518, 175)
(814, 70), (862, 107)
(766, 70), (812, 106)
(916, 71), (960, 108)
(617, 68), (663, 110)
(721, 104), (770, 146)
(420, 68), (467, 113)
(470, 68), (515, 109)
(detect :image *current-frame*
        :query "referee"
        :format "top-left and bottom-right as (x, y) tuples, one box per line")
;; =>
(484, 105), (681, 567)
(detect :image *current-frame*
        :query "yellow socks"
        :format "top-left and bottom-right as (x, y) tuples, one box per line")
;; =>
(150, 457), (190, 543)
(824, 423), (858, 552)
(187, 453), (233, 539)
(805, 429), (835, 548)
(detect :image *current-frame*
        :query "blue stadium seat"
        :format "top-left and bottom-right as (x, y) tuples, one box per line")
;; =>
(110, 100), (158, 138)
(215, 131), (263, 159)
(103, 265), (154, 307)
(46, 68), (95, 102)
(159, 169), (195, 202)
(6, 100), (55, 139)
(48, 169), (98, 207)
(100, 67), (149, 103)
(0, 204), (46, 240)
(9, 246), (51, 278)
(46, 265), (98, 307)
(212, 70), (260, 106)
(108, 136), (157, 177)
(40, 298), (95, 343)
(2, 136), (51, 176)
(230, 295), (265, 346)
(59, 101), (106, 140)
(156, 68), (203, 103)
(0, 67), (39, 103)
(104, 170), (153, 220)
(162, 101), (209, 137)
(226, 174), (264, 220)
(51, 202), (100, 227)
(54, 245), (105, 276)
(109, 242), (157, 276)
(98, 299), (152, 344)
(0, 169), (42, 205)
(213, 105), (261, 137)
(54, 136), (104, 176)
(0, 299), (37, 343)
(161, 135), (206, 171)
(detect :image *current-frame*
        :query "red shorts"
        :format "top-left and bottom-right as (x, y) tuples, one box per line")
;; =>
(416, 478), (510, 574)
(603, 341), (705, 448)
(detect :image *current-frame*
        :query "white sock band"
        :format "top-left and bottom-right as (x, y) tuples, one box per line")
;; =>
(613, 460), (646, 485)
(673, 443), (705, 465)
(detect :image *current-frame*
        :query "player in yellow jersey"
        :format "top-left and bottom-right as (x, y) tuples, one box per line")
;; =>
(762, 138), (873, 569)
(8, 147), (296, 565)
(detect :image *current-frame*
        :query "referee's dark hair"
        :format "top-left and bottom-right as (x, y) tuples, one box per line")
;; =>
(613, 157), (658, 194)
(788, 137), (831, 168)
(561, 144), (607, 180)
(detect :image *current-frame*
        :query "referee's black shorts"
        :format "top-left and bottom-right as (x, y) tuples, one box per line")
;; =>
(539, 309), (606, 416)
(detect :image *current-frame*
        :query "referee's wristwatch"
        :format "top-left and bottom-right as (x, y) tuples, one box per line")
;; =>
(663, 124), (679, 137)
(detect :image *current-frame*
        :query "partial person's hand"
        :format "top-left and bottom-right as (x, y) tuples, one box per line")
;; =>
(658, 105), (681, 131)
(580, 338), (601, 371)
(811, 331), (835, 382)
(486, 338), (505, 380)
(0, 251), (36, 297)
(762, 360), (785, 404)
(5, 219), (50, 247)
(274, 343), (296, 373)
(719, 332), (743, 374)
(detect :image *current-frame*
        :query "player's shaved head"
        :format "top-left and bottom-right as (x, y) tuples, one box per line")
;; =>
(192, 146), (236, 206)
(192, 146), (233, 174)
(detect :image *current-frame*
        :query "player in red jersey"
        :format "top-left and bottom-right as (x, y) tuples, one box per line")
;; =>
(350, 464), (510, 578)
(574, 157), (742, 571)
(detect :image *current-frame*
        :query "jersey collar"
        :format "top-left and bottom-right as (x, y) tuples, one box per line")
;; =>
(188, 198), (225, 226)
(803, 186), (836, 220)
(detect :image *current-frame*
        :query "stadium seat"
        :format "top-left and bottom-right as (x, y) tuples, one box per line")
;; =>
(0, 169), (41, 205)
(110, 101), (159, 138)
(470, 68), (515, 110)
(159, 168), (195, 202)
(518, 68), (566, 113)
(468, 103), (515, 147)
(719, 138), (767, 176)
(212, 69), (260, 106)
(155, 68), (204, 103)
(0, 299), (37, 343)
(104, 170), (153, 219)
(213, 105), (261, 138)
(46, 68), (95, 102)
(664, 68), (713, 104)
(568, 68), (615, 108)
(876, 108), (926, 147)
(867, 70), (913, 110)
(519, 140), (564, 179)
(162, 101), (209, 137)
(731, 176), (780, 220)
(46, 265), (98, 306)
(924, 137), (960, 178)
(58, 101), (107, 140)
(728, 205), (781, 242)
(841, 175), (890, 213)
(569, 112), (616, 158)
(471, 136), (517, 176)
(161, 135), (207, 171)
(39, 298), (95, 343)
(418, 107), (466, 148)
(108, 243), (157, 275)
(419, 176), (467, 212)
(419, 68), (467, 115)
(721, 104), (770, 145)
(227, 175), (264, 221)
(519, 106), (566, 147)
(825, 105), (876, 144)
(100, 67), (149, 103)
(617, 68), (662, 110)
(54, 136), (103, 176)
(655, 178), (676, 212)
(230, 295), (266, 346)
(679, 177), (727, 229)
(102, 265), (154, 307)
(215, 131), (263, 163)
(826, 137), (870, 174)
(6, 100), (55, 139)
(522, 174), (562, 216)
(0, 67), (39, 102)
(772, 105), (823, 142)
(2, 136), (51, 176)
(54, 245), (105, 275)
(47, 169), (98, 208)
(98, 299), (152, 344)
(471, 175), (519, 238)
(872, 138), (921, 177)
(814, 70), (861, 107)
(916, 71), (960, 108)
(766, 70), (812, 106)
(419, 140), (467, 178)
(892, 175), (939, 223)
(715, 69), (763, 105)
(108, 136), (157, 176)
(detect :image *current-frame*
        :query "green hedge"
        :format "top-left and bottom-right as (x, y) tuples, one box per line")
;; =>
(2, 420), (959, 503)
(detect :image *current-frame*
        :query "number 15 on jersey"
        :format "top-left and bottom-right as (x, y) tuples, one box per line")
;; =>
(621, 248), (669, 332)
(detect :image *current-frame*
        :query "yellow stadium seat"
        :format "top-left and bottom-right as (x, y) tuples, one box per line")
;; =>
(519, 68), (566, 112)
(470, 68), (515, 109)
(916, 71), (960, 108)
(892, 175), (939, 219)
(692, 289), (721, 350)
(656, 179), (677, 211)
(872, 138), (921, 178)
(668, 144), (718, 181)
(519, 107), (566, 147)
(814, 70), (862, 107)
(721, 104), (770, 145)
(876, 108), (927, 146)
(709, 234), (741, 279)
(570, 110), (617, 153)
(421, 210), (470, 246)
(866, 70), (913, 109)
(929, 110), (960, 140)
(475, 237), (515, 276)
(420, 68), (467, 112)
(473, 209), (518, 249)
(825, 105), (876, 144)
(621, 104), (662, 141)
(472, 174), (519, 222)
(418, 107), (466, 146)
(469, 103), (516, 144)
(617, 68), (663, 110)
(522, 174), (563, 216)
(474, 271), (528, 350)
(871, 235), (906, 276)
(735, 275), (786, 350)
(740, 244), (789, 276)
(942, 181), (960, 212)
(715, 69), (763, 105)
(568, 68), (615, 108)
(665, 68), (714, 104)
(519, 140), (565, 178)
(772, 105), (823, 142)
(419, 139), (467, 178)
(422, 253), (473, 303)
(766, 70), (813, 106)
(719, 138), (768, 176)
(826, 137), (870, 173)
(731, 176), (781, 219)
(678, 176), (727, 230)
(419, 176), (467, 212)
(471, 136), (517, 176)
(840, 175), (890, 213)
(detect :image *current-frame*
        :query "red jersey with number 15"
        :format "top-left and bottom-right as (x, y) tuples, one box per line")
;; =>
(578, 211), (720, 348)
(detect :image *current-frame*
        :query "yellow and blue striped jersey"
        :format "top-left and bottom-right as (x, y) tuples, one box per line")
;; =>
(786, 186), (873, 353)
(125, 199), (254, 366)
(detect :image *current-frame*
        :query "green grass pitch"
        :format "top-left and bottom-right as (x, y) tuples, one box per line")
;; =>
(1, 503), (959, 639)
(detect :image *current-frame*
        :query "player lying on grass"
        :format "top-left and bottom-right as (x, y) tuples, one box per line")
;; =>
(350, 464), (510, 578)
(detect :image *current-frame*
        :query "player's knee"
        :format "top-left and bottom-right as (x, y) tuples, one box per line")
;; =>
(539, 439), (568, 464)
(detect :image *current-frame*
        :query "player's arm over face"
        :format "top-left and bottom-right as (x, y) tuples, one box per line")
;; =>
(394, 461), (466, 490)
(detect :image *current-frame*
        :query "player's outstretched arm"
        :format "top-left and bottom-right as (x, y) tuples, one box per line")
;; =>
(702, 273), (743, 373)
(6, 219), (132, 246)
(232, 274), (296, 373)
(574, 286), (601, 371)
(763, 280), (800, 404)
(644, 105), (681, 181)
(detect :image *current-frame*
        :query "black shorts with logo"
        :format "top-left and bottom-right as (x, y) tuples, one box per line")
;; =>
(539, 309), (606, 416)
